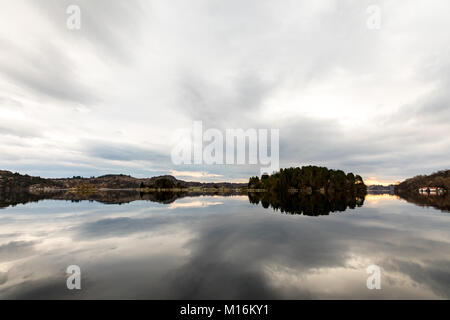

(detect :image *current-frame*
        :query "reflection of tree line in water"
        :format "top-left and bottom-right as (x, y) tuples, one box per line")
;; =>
(1, 189), (448, 214)
(248, 191), (365, 216)
(0, 166), (370, 216)
(395, 190), (450, 212)
(0, 190), (239, 209)
(0, 189), (365, 216)
(246, 166), (368, 215)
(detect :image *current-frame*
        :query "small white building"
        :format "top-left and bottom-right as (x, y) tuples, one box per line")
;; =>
(419, 187), (445, 194)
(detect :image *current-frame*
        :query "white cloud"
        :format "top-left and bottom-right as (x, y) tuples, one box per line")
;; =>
(171, 170), (223, 179)
(0, 0), (449, 181)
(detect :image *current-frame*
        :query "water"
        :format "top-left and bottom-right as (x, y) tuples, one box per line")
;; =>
(0, 193), (449, 299)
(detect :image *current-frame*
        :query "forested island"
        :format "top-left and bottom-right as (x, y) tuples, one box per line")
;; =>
(248, 166), (367, 195)
(246, 166), (367, 215)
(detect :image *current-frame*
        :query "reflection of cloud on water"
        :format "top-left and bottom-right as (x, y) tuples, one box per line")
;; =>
(0, 219), (195, 298)
(168, 201), (223, 209)
(364, 194), (401, 206)
(383, 258), (450, 299)
(262, 255), (439, 299)
(0, 241), (38, 263)
(0, 197), (449, 299)
(73, 216), (180, 239)
(166, 206), (450, 299)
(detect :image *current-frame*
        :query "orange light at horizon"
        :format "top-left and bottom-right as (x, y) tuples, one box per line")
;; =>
(364, 177), (399, 186)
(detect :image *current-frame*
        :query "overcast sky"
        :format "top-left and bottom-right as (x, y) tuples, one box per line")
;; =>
(0, 0), (449, 184)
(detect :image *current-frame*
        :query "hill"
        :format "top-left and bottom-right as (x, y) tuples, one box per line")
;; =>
(395, 170), (450, 193)
(367, 184), (396, 193)
(0, 170), (246, 192)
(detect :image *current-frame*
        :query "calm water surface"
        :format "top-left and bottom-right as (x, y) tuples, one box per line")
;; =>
(0, 193), (449, 299)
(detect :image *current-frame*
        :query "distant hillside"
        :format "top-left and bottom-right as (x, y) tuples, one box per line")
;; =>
(395, 170), (450, 193)
(367, 184), (396, 193)
(394, 170), (449, 212)
(0, 170), (64, 191)
(0, 170), (246, 192)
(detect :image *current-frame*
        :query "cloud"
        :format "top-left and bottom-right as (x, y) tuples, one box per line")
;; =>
(0, 241), (37, 262)
(0, 272), (7, 285)
(0, 38), (96, 106)
(83, 140), (169, 162)
(0, 124), (42, 138)
(170, 170), (223, 179)
(0, 0), (449, 181)
(168, 200), (223, 209)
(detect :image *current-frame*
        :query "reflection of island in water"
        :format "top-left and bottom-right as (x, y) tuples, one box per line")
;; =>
(1, 189), (448, 214)
(396, 190), (450, 212)
(0, 189), (362, 215)
(249, 192), (365, 216)
(394, 169), (449, 212)
(0, 190), (242, 209)
(0, 189), (368, 216)
(0, 166), (370, 216)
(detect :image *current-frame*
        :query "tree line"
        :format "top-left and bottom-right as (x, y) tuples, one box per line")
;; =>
(248, 166), (367, 195)
(396, 170), (450, 193)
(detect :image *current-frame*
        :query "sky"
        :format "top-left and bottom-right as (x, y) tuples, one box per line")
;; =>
(0, 0), (449, 184)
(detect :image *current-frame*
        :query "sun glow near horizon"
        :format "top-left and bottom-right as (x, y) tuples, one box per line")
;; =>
(364, 177), (400, 186)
